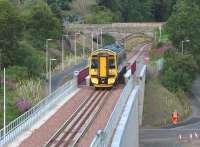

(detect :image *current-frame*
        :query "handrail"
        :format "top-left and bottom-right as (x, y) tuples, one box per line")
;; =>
(0, 79), (77, 146)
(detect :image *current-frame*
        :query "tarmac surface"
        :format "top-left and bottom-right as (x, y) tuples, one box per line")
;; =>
(140, 75), (200, 147)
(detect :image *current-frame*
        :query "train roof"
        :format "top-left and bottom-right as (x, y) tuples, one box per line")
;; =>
(95, 43), (124, 54)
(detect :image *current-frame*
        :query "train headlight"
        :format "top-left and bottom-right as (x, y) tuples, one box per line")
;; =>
(109, 69), (116, 75)
(91, 78), (98, 84)
(108, 77), (115, 84)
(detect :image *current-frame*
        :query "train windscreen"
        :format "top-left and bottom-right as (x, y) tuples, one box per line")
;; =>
(91, 58), (98, 68)
(109, 59), (115, 69)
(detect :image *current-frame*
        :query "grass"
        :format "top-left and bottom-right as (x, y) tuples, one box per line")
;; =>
(142, 67), (191, 128)
(0, 86), (21, 129)
(53, 54), (84, 73)
(0, 78), (47, 129)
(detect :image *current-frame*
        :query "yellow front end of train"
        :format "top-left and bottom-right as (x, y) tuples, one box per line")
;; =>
(89, 50), (118, 88)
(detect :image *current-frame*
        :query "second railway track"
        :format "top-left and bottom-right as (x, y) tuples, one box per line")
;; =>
(45, 89), (111, 147)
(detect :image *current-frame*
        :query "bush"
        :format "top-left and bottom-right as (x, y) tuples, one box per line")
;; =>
(25, 1), (62, 49)
(24, 52), (45, 77)
(85, 5), (118, 24)
(15, 99), (32, 112)
(16, 79), (44, 104)
(102, 34), (115, 46)
(16, 40), (45, 78)
(6, 66), (29, 82)
(162, 50), (198, 93)
(156, 42), (164, 48)
(54, 54), (84, 71)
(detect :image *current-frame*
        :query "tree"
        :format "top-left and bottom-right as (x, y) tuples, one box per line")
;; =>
(16, 40), (45, 77)
(166, 0), (200, 67)
(70, 0), (96, 18)
(25, 1), (62, 49)
(0, 0), (23, 68)
(152, 0), (177, 21)
(97, 0), (177, 22)
(162, 50), (198, 92)
(85, 5), (117, 24)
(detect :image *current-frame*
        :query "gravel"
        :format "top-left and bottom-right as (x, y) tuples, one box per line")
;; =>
(77, 85), (124, 147)
(18, 88), (93, 147)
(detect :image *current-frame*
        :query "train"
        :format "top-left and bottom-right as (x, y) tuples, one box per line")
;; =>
(89, 43), (127, 88)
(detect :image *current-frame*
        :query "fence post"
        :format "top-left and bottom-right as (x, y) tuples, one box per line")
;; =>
(73, 71), (79, 87)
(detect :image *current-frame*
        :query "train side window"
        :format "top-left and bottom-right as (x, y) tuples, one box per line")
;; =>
(91, 59), (98, 68)
(109, 59), (115, 69)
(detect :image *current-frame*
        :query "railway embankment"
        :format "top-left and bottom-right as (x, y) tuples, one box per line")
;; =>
(142, 45), (192, 128)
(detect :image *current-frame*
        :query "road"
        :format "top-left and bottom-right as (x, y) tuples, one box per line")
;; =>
(51, 59), (88, 91)
(140, 75), (200, 147)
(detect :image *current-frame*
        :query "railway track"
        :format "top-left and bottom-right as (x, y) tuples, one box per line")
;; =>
(44, 90), (111, 147)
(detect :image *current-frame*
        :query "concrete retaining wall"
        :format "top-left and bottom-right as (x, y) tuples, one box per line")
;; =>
(110, 65), (146, 147)
(111, 86), (139, 147)
(138, 65), (146, 126)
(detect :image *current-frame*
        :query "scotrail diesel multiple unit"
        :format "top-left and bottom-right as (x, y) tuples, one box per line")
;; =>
(89, 43), (127, 88)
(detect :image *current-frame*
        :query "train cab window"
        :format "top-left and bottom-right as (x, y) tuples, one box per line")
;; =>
(91, 59), (98, 68)
(109, 59), (115, 69)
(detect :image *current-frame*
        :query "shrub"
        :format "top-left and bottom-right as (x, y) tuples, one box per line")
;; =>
(6, 66), (29, 82)
(16, 40), (46, 78)
(156, 42), (164, 48)
(85, 5), (117, 23)
(54, 54), (84, 72)
(16, 79), (44, 104)
(15, 99), (32, 112)
(102, 34), (115, 46)
(162, 50), (198, 93)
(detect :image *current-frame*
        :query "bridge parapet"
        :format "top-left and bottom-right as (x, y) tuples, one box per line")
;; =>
(0, 79), (77, 146)
(90, 64), (147, 147)
(66, 22), (165, 34)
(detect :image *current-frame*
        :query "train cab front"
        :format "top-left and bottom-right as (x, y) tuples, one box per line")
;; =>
(89, 53), (117, 88)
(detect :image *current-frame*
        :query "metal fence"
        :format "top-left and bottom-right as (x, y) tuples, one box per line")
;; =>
(0, 79), (77, 146)
(90, 77), (135, 147)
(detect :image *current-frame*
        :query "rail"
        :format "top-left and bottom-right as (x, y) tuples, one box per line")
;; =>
(45, 90), (110, 147)
(0, 79), (77, 146)
(90, 78), (135, 147)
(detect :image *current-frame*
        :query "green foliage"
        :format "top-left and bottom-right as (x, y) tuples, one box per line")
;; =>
(97, 0), (176, 22)
(0, 0), (23, 67)
(156, 42), (164, 48)
(0, 0), (55, 78)
(85, 5), (117, 23)
(152, 0), (177, 21)
(162, 50), (198, 92)
(6, 66), (28, 81)
(24, 51), (45, 78)
(54, 0), (72, 10)
(166, 0), (200, 68)
(16, 79), (44, 104)
(16, 40), (45, 78)
(102, 34), (115, 46)
(25, 1), (62, 49)
(0, 86), (21, 128)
